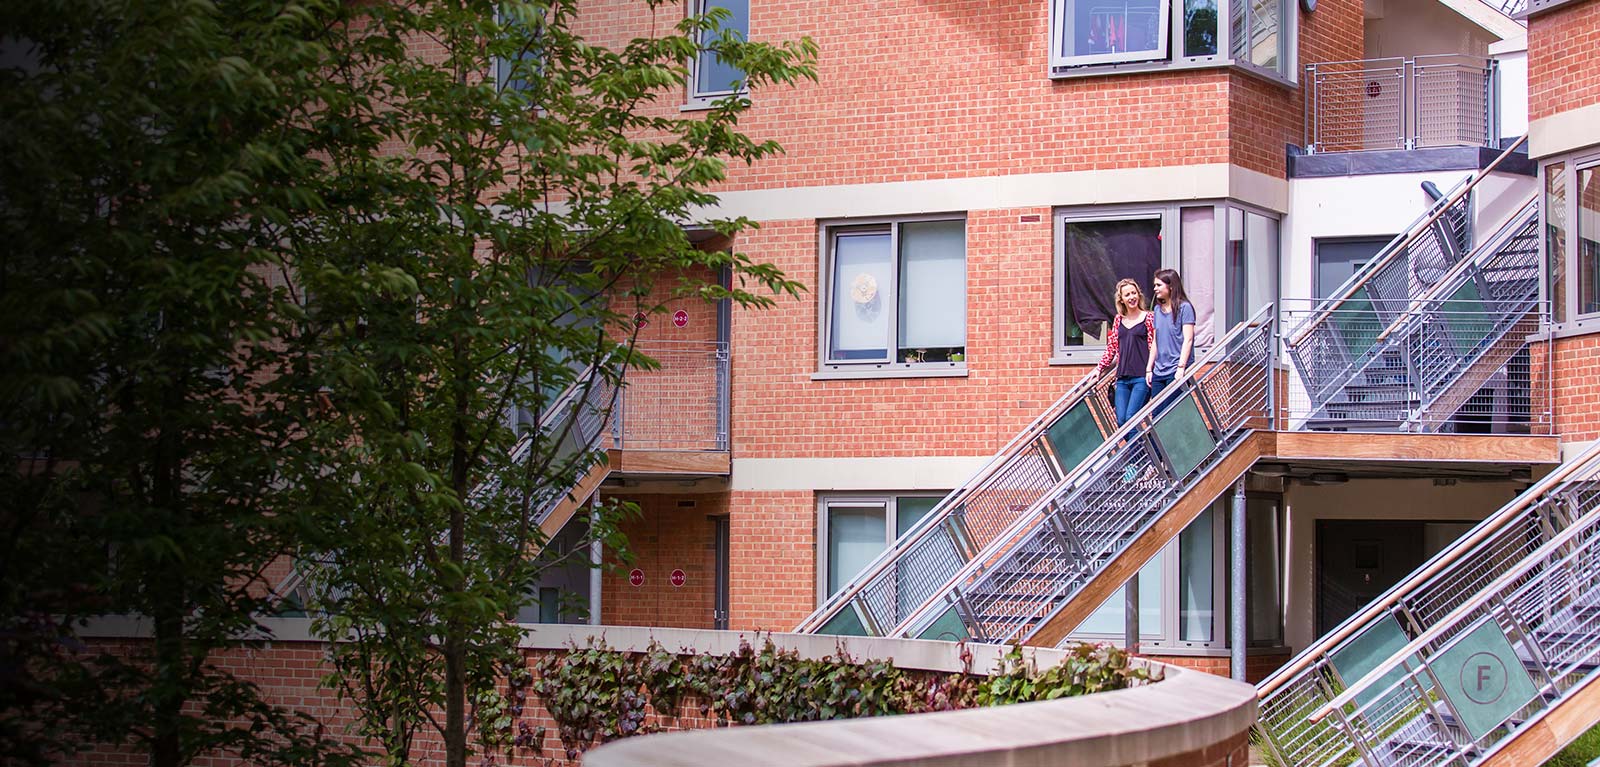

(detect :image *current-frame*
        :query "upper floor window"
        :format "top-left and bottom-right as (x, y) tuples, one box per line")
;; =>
(687, 0), (748, 107)
(1048, 0), (1290, 81)
(820, 216), (967, 375)
(495, 5), (544, 95)
(1543, 152), (1600, 328)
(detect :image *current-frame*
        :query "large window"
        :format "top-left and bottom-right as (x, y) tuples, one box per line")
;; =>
(1054, 202), (1274, 362)
(494, 5), (544, 95)
(687, 0), (748, 106)
(1048, 0), (1290, 79)
(818, 494), (943, 601)
(822, 217), (967, 373)
(1542, 154), (1600, 327)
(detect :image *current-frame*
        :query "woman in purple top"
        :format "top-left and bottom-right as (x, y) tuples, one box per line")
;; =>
(1149, 269), (1196, 403)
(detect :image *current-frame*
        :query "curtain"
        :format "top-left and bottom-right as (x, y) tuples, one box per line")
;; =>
(899, 220), (966, 350)
(1064, 218), (1162, 330)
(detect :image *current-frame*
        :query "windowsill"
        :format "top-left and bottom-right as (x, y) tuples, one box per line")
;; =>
(681, 91), (747, 112)
(811, 363), (969, 381)
(1050, 351), (1105, 366)
(1049, 56), (1295, 88)
(1534, 317), (1600, 342)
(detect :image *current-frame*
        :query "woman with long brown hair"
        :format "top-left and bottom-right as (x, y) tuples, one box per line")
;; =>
(1150, 268), (1196, 402)
(1096, 278), (1156, 425)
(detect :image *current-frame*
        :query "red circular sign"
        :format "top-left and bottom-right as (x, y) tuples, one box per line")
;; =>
(628, 569), (645, 587)
(1365, 80), (1382, 99)
(634, 312), (649, 329)
(670, 569), (686, 588)
(672, 309), (688, 328)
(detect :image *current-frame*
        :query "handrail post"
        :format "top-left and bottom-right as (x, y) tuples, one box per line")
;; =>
(1230, 477), (1248, 682)
(1403, 58), (1416, 150)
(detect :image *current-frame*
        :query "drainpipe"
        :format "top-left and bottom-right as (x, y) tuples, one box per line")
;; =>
(589, 494), (603, 626)
(1231, 478), (1248, 682)
(1124, 575), (1139, 654)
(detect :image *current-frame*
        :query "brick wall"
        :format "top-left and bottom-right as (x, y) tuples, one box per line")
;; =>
(1528, 0), (1600, 122)
(1145, 649), (1294, 684)
(602, 494), (724, 628)
(727, 490), (817, 630)
(1149, 731), (1251, 767)
(1545, 333), (1600, 442)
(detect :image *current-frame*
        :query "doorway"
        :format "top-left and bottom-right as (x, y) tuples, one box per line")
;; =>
(1314, 237), (1393, 300)
(1314, 519), (1473, 636)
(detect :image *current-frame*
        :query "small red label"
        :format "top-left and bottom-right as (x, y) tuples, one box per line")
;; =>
(1366, 80), (1382, 99)
(629, 569), (645, 587)
(670, 569), (686, 588)
(672, 309), (688, 328)
(634, 312), (649, 329)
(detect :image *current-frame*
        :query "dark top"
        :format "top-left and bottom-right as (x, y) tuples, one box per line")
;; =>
(1115, 315), (1151, 379)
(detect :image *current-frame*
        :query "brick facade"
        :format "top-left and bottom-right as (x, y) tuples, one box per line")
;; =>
(1529, 0), (1600, 122)
(601, 494), (724, 628)
(1546, 334), (1600, 442)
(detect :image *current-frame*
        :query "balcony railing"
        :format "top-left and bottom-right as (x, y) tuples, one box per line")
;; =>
(1305, 55), (1500, 154)
(612, 340), (729, 452)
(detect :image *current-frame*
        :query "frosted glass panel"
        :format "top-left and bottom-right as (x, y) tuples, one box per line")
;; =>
(827, 505), (886, 597)
(829, 232), (892, 361)
(694, 0), (748, 95)
(896, 496), (940, 538)
(899, 220), (967, 349)
(1246, 212), (1278, 317)
(1074, 551), (1164, 637)
(1180, 506), (1215, 642)
(1180, 206), (1216, 350)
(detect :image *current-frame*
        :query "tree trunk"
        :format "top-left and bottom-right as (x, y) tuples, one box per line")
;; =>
(151, 602), (185, 767)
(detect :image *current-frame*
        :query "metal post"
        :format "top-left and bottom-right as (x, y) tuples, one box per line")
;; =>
(1231, 478), (1248, 681)
(589, 494), (603, 626)
(1124, 574), (1140, 654)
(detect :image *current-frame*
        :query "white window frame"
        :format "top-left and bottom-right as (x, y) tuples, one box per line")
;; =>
(1046, 0), (1295, 84)
(684, 0), (749, 110)
(815, 493), (947, 605)
(1542, 151), (1600, 335)
(817, 214), (969, 378)
(1052, 204), (1183, 364)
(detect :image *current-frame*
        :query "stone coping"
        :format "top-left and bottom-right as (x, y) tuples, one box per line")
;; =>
(584, 658), (1257, 767)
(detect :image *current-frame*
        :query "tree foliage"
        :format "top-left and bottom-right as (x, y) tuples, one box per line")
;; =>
(0, 0), (368, 765)
(286, 2), (816, 766)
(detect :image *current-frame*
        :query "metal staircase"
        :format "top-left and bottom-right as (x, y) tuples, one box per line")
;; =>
(1255, 441), (1600, 767)
(1291, 196), (1542, 433)
(795, 367), (1119, 636)
(796, 304), (1273, 643)
(1285, 139), (1531, 432)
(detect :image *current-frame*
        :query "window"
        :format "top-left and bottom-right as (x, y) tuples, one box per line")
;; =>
(1542, 154), (1600, 327)
(1071, 503), (1231, 650)
(687, 0), (748, 106)
(821, 217), (967, 373)
(494, 5), (544, 95)
(818, 494), (942, 601)
(1048, 0), (1291, 79)
(1054, 202), (1273, 363)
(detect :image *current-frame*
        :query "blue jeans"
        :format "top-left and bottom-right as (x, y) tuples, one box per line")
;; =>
(1148, 373), (1176, 415)
(1113, 376), (1150, 425)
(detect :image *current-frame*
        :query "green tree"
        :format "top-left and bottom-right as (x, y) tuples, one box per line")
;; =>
(290, 1), (814, 766)
(0, 0), (367, 765)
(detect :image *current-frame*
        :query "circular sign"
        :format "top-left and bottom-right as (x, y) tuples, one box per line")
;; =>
(1461, 651), (1509, 704)
(1365, 80), (1383, 99)
(672, 309), (688, 328)
(634, 312), (649, 329)
(670, 569), (686, 588)
(628, 568), (645, 587)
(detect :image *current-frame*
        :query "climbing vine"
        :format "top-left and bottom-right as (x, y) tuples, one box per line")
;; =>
(500, 637), (1159, 763)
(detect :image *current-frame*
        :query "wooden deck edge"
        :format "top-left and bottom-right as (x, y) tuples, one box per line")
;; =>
(1269, 431), (1560, 464)
(1478, 671), (1600, 767)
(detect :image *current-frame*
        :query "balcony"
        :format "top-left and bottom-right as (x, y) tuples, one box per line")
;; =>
(607, 339), (731, 477)
(1304, 55), (1500, 154)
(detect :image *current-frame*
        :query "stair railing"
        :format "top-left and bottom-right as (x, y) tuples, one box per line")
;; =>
(795, 366), (1116, 635)
(1286, 136), (1528, 410)
(1254, 440), (1600, 767)
(890, 304), (1275, 645)
(1307, 466), (1600, 767)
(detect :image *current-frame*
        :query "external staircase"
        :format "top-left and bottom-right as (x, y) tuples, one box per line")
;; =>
(1255, 441), (1600, 767)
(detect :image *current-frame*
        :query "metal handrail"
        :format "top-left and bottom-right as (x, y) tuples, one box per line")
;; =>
(1309, 445), (1600, 723)
(889, 304), (1275, 643)
(1255, 442), (1597, 699)
(1288, 135), (1526, 348)
(794, 366), (1112, 634)
(1373, 195), (1539, 344)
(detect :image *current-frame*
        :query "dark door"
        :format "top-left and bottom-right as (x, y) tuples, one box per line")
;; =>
(712, 515), (730, 630)
(1315, 520), (1427, 637)
(1314, 237), (1393, 300)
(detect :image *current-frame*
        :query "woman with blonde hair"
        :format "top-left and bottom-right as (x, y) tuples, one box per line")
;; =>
(1096, 278), (1156, 425)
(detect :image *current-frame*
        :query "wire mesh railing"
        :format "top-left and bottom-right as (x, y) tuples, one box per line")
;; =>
(1306, 55), (1499, 154)
(886, 305), (1275, 645)
(794, 367), (1117, 635)
(612, 340), (729, 452)
(1254, 442), (1600, 767)
(1282, 195), (1546, 434)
